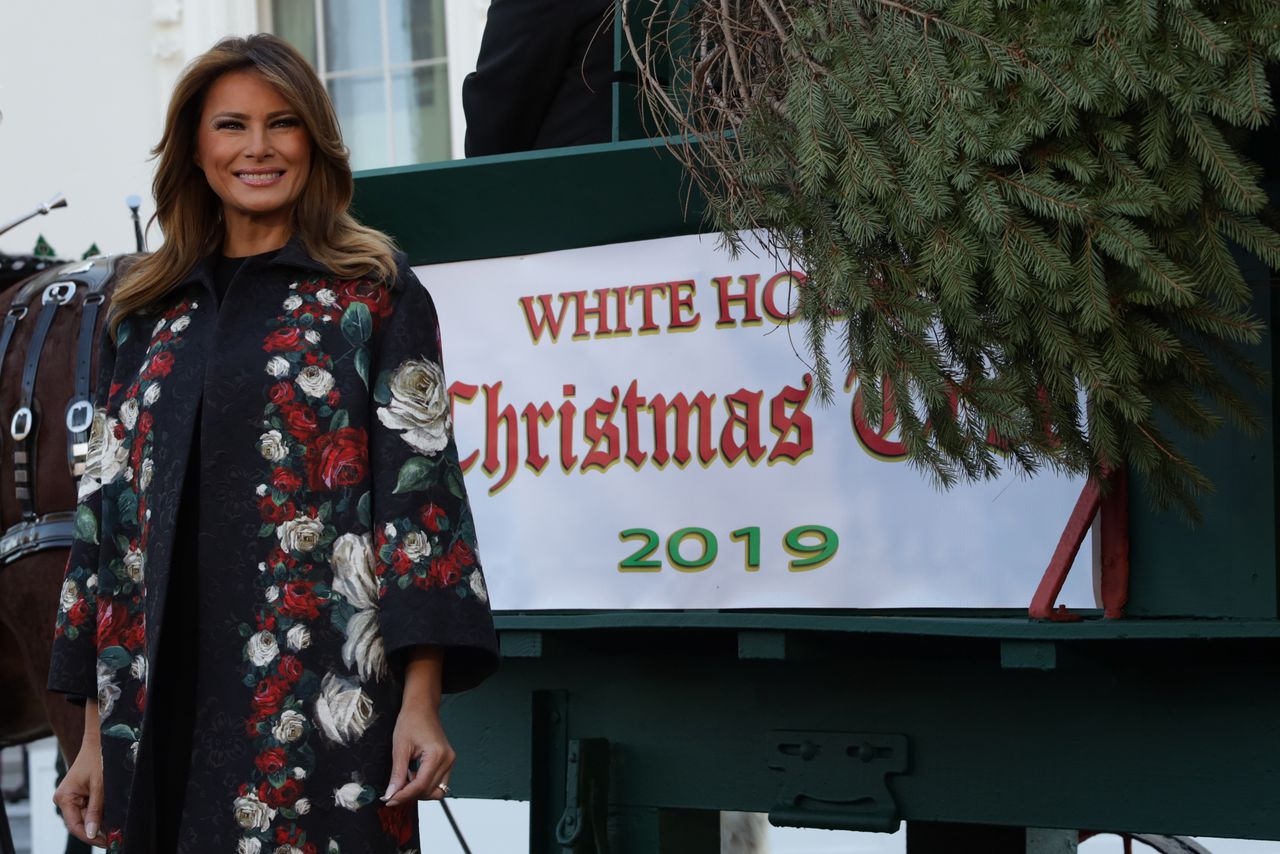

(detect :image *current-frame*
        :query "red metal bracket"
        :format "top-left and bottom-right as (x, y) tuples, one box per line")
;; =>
(1029, 467), (1130, 621)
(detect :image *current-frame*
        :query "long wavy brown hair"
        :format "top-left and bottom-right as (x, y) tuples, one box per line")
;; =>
(109, 33), (397, 336)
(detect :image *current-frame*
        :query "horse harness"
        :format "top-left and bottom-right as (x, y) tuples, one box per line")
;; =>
(0, 256), (117, 565)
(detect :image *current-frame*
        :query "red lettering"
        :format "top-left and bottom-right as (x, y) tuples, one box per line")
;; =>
(522, 402), (554, 473)
(650, 392), (716, 468)
(449, 381), (480, 473)
(762, 271), (804, 323)
(713, 274), (762, 328)
(569, 289), (614, 339)
(848, 372), (907, 460)
(519, 294), (573, 343)
(612, 287), (632, 335)
(482, 383), (519, 494)
(668, 281), (699, 331)
(720, 389), (765, 465)
(558, 385), (578, 472)
(628, 283), (668, 333)
(581, 387), (621, 472)
(769, 374), (814, 463)
(620, 380), (648, 468)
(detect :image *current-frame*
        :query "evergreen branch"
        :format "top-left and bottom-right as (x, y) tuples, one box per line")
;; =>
(624, 0), (1280, 520)
(1177, 112), (1267, 213)
(1092, 217), (1197, 304)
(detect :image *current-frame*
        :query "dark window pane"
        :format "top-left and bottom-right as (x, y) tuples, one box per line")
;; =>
(271, 0), (318, 67)
(329, 73), (388, 170)
(390, 65), (450, 165)
(387, 0), (446, 65)
(323, 0), (383, 73)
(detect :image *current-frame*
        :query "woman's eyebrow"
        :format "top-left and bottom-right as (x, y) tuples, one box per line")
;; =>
(210, 110), (296, 120)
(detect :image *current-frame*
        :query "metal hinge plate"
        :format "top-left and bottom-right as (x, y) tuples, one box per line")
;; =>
(766, 730), (909, 833)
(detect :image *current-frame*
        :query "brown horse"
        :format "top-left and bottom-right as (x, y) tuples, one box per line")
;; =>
(0, 254), (128, 850)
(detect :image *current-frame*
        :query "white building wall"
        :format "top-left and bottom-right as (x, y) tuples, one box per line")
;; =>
(1, 0), (487, 259)
(0, 1), (177, 257)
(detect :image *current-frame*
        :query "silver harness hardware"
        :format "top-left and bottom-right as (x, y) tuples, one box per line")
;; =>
(0, 255), (121, 563)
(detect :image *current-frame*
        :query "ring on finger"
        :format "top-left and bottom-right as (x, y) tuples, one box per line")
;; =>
(437, 783), (451, 796)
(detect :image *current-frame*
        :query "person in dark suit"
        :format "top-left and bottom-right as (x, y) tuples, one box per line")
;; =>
(462, 0), (615, 156)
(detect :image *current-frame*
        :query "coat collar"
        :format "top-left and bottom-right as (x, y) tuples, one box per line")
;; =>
(176, 235), (333, 294)
(269, 235), (335, 276)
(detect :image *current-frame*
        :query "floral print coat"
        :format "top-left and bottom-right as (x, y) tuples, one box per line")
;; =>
(47, 240), (499, 853)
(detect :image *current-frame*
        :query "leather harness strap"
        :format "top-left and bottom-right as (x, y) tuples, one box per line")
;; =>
(67, 261), (114, 477)
(0, 277), (40, 485)
(12, 281), (74, 520)
(0, 510), (75, 565)
(0, 255), (127, 565)
(0, 303), (28, 440)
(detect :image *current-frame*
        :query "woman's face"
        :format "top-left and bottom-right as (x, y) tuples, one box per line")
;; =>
(195, 70), (312, 233)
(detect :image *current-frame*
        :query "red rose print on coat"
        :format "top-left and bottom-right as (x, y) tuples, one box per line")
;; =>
(391, 549), (413, 577)
(96, 601), (130, 648)
(279, 581), (321, 620)
(252, 676), (289, 717)
(271, 467), (303, 493)
(281, 403), (319, 440)
(269, 381), (295, 405)
(258, 777), (301, 808)
(259, 496), (297, 525)
(378, 802), (415, 846)
(68, 599), (90, 627)
(335, 279), (393, 318)
(276, 654), (304, 682)
(264, 327), (306, 352)
(255, 747), (287, 776)
(307, 427), (369, 491)
(141, 350), (174, 380)
(420, 503), (446, 532)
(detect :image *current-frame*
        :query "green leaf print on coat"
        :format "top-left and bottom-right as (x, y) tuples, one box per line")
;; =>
(354, 347), (370, 388)
(340, 302), (372, 345)
(392, 456), (437, 494)
(74, 504), (99, 544)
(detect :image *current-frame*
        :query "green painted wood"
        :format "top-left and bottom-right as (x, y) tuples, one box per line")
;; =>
(351, 138), (705, 267)
(492, 611), (1280, 640)
(1125, 179), (1278, 619)
(443, 624), (1280, 839)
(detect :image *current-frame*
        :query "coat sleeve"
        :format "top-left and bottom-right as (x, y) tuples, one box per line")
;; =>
(48, 325), (118, 703)
(462, 0), (582, 156)
(369, 265), (499, 693)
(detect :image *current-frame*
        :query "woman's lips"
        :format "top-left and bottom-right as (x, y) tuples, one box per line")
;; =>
(236, 171), (284, 186)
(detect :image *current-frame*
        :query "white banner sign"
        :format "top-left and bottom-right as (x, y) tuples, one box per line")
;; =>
(418, 233), (1093, 610)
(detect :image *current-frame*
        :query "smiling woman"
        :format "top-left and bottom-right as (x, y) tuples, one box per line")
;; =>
(196, 70), (313, 255)
(46, 33), (497, 854)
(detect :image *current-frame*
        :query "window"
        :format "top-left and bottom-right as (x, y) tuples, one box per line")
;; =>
(267, 0), (450, 169)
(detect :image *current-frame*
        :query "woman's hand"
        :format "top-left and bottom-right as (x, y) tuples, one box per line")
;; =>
(53, 701), (105, 848)
(383, 646), (454, 807)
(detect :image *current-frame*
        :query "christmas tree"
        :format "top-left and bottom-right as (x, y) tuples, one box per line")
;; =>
(32, 234), (56, 258)
(625, 0), (1280, 518)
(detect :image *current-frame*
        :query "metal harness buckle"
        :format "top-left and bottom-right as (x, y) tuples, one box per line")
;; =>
(43, 281), (77, 305)
(66, 400), (94, 434)
(10, 407), (33, 441)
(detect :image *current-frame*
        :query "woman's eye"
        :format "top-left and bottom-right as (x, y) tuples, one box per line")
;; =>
(215, 120), (244, 131)
(272, 117), (300, 129)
